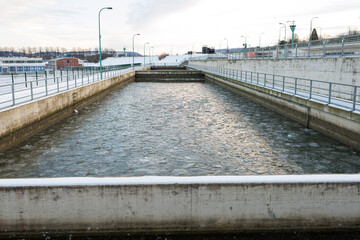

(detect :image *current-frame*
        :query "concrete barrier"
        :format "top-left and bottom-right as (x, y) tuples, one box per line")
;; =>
(0, 68), (149, 153)
(0, 175), (360, 237)
(189, 57), (360, 86)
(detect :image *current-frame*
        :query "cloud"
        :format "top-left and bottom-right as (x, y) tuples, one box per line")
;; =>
(126, 0), (199, 26)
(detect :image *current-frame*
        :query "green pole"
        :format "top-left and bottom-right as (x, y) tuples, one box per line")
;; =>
(290, 25), (296, 48)
(98, 7), (112, 80)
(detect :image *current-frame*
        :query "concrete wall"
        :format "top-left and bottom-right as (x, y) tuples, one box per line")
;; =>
(189, 57), (360, 86)
(0, 68), (149, 153)
(0, 175), (360, 237)
(201, 71), (360, 151)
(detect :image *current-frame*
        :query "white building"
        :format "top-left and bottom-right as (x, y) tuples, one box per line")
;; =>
(0, 57), (45, 74)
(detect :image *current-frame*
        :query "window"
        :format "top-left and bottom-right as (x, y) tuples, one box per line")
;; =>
(0, 67), (2, 72)
(17, 66), (23, 72)
(9, 67), (16, 72)
(30, 66), (37, 71)
(37, 66), (44, 71)
(24, 66), (31, 71)
(67, 60), (70, 64)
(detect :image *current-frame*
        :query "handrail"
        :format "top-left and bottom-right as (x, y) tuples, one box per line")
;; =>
(187, 63), (359, 112)
(0, 65), (146, 111)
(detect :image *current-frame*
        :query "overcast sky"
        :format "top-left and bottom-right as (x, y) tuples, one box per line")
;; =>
(1, 0), (359, 54)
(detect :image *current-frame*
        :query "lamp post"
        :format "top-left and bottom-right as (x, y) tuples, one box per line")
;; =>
(310, 17), (318, 41)
(241, 35), (247, 58)
(149, 46), (153, 65)
(279, 23), (287, 57)
(259, 33), (264, 47)
(132, 33), (140, 70)
(143, 42), (149, 66)
(98, 7), (112, 80)
(224, 38), (229, 53)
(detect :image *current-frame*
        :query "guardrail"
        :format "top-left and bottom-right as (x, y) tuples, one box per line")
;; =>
(0, 66), (146, 111)
(188, 64), (360, 112)
(191, 35), (360, 61)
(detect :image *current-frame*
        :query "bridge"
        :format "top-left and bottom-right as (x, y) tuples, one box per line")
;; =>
(0, 53), (360, 238)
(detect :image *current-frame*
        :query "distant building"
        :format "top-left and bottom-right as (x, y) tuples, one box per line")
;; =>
(46, 57), (83, 70)
(0, 57), (45, 74)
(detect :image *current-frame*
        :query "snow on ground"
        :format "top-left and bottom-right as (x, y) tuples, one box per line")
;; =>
(0, 175), (360, 187)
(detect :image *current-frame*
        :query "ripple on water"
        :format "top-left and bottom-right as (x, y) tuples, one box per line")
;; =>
(1, 82), (360, 178)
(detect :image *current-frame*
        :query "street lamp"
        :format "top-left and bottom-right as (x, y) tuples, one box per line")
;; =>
(241, 35), (247, 58)
(143, 42), (149, 66)
(132, 33), (140, 70)
(149, 46), (154, 65)
(224, 38), (229, 53)
(259, 33), (264, 47)
(98, 7), (112, 80)
(310, 17), (318, 41)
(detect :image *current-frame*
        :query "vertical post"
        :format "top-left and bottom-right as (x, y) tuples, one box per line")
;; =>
(308, 42), (311, 57)
(11, 73), (15, 106)
(341, 38), (345, 56)
(57, 73), (60, 93)
(36, 71), (38, 86)
(328, 83), (332, 104)
(45, 76), (48, 96)
(60, 70), (63, 82)
(353, 86), (357, 111)
(54, 70), (56, 83)
(272, 75), (275, 89)
(295, 44), (298, 58)
(310, 80), (313, 99)
(264, 74), (266, 86)
(30, 81), (33, 100)
(82, 68), (84, 85)
(256, 73), (259, 85)
(282, 76), (285, 91)
(323, 41), (326, 57)
(294, 78), (298, 95)
(67, 71), (69, 90)
(24, 72), (27, 87)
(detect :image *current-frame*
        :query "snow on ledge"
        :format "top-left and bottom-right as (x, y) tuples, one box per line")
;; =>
(0, 175), (360, 187)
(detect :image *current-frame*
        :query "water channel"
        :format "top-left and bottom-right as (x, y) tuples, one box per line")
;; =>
(0, 82), (359, 178)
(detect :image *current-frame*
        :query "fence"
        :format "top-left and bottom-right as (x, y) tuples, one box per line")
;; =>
(191, 35), (360, 61)
(0, 65), (145, 111)
(188, 63), (360, 112)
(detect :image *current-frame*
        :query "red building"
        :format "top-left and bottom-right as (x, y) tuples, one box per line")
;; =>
(47, 57), (83, 70)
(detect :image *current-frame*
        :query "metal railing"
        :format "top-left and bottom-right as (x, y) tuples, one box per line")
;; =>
(188, 63), (359, 112)
(191, 35), (360, 61)
(0, 66), (145, 111)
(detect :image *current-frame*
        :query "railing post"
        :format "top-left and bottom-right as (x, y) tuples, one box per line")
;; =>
(308, 42), (311, 57)
(310, 80), (313, 99)
(328, 83), (332, 104)
(294, 78), (297, 95)
(11, 73), (15, 106)
(341, 38), (345, 56)
(353, 86), (357, 111)
(67, 71), (69, 90)
(45, 76), (48, 96)
(282, 76), (285, 92)
(36, 71), (38, 86)
(57, 73), (60, 93)
(30, 81), (33, 100)
(264, 74), (266, 86)
(256, 73), (259, 85)
(82, 68), (84, 85)
(24, 72), (27, 87)
(60, 70), (63, 82)
(323, 41), (326, 57)
(272, 75), (275, 89)
(295, 44), (298, 58)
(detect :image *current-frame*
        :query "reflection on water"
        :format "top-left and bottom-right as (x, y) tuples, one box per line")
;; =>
(0, 82), (359, 178)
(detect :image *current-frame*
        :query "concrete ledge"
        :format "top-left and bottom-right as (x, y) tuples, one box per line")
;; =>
(0, 69), (148, 153)
(0, 175), (360, 236)
(202, 71), (360, 151)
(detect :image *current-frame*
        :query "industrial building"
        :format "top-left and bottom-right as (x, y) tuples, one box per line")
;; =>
(46, 57), (83, 70)
(0, 57), (45, 74)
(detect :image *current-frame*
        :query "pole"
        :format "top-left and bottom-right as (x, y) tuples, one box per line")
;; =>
(133, 33), (140, 70)
(98, 7), (112, 80)
(144, 42), (149, 66)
